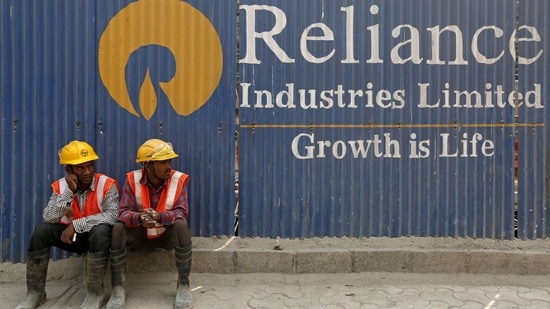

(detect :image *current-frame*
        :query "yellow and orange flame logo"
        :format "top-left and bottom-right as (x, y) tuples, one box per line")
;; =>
(98, 0), (223, 120)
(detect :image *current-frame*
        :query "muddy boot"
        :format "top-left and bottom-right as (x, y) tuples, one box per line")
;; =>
(174, 245), (193, 309)
(15, 248), (50, 309)
(106, 248), (127, 309)
(79, 251), (108, 309)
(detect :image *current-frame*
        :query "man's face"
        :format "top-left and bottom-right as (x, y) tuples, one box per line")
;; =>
(70, 161), (95, 187)
(146, 159), (172, 181)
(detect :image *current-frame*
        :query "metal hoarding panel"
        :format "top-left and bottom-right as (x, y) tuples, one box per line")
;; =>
(1, 0), (548, 262)
(237, 0), (518, 238)
(0, 0), (236, 262)
(516, 0), (549, 239)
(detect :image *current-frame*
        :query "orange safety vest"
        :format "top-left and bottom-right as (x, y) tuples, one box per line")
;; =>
(127, 169), (188, 238)
(127, 169), (187, 212)
(52, 174), (116, 225)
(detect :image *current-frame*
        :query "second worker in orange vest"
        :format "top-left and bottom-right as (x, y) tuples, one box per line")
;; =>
(107, 139), (193, 309)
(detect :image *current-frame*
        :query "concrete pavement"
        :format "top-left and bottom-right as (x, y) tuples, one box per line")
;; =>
(2, 236), (550, 308)
(2, 272), (550, 308)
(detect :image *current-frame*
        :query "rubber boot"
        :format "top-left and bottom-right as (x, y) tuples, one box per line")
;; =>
(106, 248), (127, 309)
(79, 251), (108, 309)
(174, 245), (193, 309)
(15, 248), (50, 309)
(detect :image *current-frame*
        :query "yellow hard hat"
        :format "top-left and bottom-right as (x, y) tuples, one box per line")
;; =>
(58, 140), (99, 165)
(136, 138), (178, 163)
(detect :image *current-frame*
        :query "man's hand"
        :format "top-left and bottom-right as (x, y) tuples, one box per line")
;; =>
(139, 211), (157, 228)
(61, 224), (76, 244)
(144, 208), (161, 222)
(65, 172), (78, 192)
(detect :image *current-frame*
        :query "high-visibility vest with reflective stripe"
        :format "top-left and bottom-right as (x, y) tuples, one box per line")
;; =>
(126, 169), (187, 212)
(51, 174), (116, 225)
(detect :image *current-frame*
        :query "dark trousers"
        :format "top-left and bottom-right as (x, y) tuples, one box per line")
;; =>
(111, 219), (191, 251)
(28, 223), (112, 254)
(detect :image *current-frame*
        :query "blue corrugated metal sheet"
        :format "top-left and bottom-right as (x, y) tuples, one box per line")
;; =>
(237, 0), (526, 239)
(1, 0), (236, 262)
(1, 0), (549, 263)
(516, 0), (549, 240)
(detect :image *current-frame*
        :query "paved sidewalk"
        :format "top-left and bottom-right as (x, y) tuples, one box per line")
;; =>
(2, 272), (550, 308)
(3, 237), (550, 308)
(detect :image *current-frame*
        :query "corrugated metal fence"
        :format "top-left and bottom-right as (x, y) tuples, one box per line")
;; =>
(0, 0), (548, 263)
(237, 0), (548, 239)
(0, 0), (237, 262)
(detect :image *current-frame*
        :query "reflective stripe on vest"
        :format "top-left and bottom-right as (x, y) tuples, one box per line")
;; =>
(128, 169), (185, 212)
(52, 174), (113, 224)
